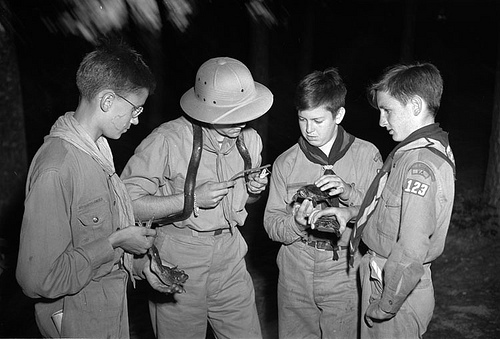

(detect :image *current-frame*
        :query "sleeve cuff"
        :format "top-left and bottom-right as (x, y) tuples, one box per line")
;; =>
(81, 237), (116, 271)
(379, 296), (402, 314)
(289, 216), (308, 239)
(339, 183), (356, 206)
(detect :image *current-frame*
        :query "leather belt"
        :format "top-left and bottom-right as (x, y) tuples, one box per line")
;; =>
(168, 225), (232, 237)
(193, 228), (232, 236)
(301, 238), (348, 252)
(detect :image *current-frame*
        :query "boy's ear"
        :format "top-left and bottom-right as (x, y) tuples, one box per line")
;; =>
(335, 107), (346, 124)
(99, 92), (114, 112)
(411, 95), (423, 116)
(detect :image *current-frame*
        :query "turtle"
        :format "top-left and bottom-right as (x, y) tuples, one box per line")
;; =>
(149, 244), (189, 292)
(140, 219), (189, 293)
(292, 184), (342, 236)
(292, 184), (332, 207)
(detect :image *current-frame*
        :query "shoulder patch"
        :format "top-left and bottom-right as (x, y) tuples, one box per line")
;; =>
(408, 162), (435, 181)
(403, 162), (435, 198)
(374, 152), (383, 163)
(403, 178), (430, 197)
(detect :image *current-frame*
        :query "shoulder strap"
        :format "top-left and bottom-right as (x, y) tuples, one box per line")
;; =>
(417, 146), (456, 180)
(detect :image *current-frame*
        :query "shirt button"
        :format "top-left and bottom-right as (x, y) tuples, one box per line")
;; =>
(388, 300), (393, 305)
(92, 217), (99, 223)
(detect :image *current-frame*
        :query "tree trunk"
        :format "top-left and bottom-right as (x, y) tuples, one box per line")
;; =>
(249, 15), (270, 163)
(298, 0), (314, 79)
(0, 0), (28, 251)
(400, 0), (418, 63)
(484, 27), (500, 216)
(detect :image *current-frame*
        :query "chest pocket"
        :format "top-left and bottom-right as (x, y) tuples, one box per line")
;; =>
(376, 185), (402, 241)
(77, 196), (112, 244)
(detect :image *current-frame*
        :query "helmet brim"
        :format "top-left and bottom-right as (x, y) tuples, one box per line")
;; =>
(180, 82), (273, 124)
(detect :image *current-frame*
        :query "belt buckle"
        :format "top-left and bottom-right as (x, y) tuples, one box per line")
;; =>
(314, 241), (328, 251)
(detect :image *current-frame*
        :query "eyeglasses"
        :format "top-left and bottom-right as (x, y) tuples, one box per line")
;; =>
(115, 93), (143, 118)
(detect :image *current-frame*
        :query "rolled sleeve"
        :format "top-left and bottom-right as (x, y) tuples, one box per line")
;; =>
(121, 132), (169, 200)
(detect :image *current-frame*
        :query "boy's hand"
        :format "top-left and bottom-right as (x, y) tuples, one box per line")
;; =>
(246, 170), (269, 195)
(108, 226), (156, 255)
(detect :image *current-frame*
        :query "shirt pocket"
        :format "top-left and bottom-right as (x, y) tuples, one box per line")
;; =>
(77, 196), (112, 243)
(376, 188), (401, 241)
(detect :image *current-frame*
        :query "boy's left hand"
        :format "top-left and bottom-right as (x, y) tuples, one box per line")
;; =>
(315, 174), (353, 200)
(364, 300), (396, 327)
(143, 259), (185, 294)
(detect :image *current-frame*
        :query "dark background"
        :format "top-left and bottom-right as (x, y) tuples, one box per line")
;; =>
(10, 0), (499, 165)
(1, 0), (499, 338)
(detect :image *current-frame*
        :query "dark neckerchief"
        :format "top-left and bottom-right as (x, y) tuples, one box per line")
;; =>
(298, 126), (356, 249)
(389, 123), (451, 161)
(298, 126), (355, 169)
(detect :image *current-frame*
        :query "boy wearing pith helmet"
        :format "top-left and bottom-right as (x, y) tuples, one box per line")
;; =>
(122, 57), (273, 338)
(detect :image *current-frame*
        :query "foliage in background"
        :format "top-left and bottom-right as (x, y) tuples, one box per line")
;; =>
(451, 191), (499, 238)
(42, 0), (194, 42)
(41, 0), (277, 43)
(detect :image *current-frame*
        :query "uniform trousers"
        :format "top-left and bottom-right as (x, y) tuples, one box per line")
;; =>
(277, 241), (360, 339)
(150, 226), (262, 339)
(359, 252), (434, 339)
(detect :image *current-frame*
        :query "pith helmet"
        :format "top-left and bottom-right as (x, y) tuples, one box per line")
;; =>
(180, 57), (273, 124)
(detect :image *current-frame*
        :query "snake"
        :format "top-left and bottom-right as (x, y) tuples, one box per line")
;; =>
(147, 123), (253, 290)
(235, 132), (253, 182)
(154, 123), (203, 224)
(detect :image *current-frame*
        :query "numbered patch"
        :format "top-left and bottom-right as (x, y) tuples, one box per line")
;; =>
(404, 179), (429, 197)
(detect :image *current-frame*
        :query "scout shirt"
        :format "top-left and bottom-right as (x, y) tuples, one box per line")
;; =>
(361, 136), (455, 314)
(264, 137), (382, 246)
(16, 134), (129, 338)
(121, 116), (263, 230)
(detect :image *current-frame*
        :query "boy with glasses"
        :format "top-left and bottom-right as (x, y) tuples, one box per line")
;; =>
(16, 42), (166, 338)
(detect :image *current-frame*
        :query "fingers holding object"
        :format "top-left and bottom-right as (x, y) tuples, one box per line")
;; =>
(298, 199), (314, 218)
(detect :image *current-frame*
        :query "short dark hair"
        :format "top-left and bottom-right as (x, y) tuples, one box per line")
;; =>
(76, 41), (156, 101)
(367, 63), (443, 116)
(294, 67), (347, 115)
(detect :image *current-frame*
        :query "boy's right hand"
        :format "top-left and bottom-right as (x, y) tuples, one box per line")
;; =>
(195, 181), (235, 209)
(108, 226), (156, 255)
(292, 199), (315, 231)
